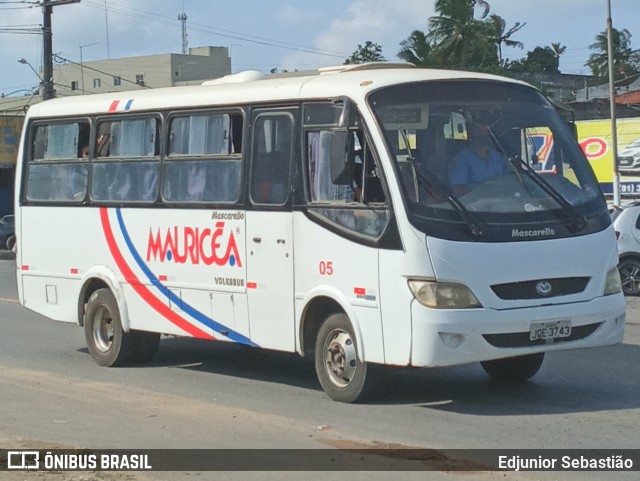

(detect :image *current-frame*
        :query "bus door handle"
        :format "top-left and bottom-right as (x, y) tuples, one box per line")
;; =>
(252, 237), (262, 243)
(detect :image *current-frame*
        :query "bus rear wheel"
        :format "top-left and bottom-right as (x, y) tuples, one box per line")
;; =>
(84, 288), (137, 367)
(480, 353), (545, 382)
(314, 313), (369, 403)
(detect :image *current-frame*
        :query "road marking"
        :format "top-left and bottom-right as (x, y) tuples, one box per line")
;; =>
(0, 297), (18, 304)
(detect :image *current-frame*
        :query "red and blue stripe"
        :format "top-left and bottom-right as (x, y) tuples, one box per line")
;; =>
(100, 207), (257, 346)
(108, 99), (134, 112)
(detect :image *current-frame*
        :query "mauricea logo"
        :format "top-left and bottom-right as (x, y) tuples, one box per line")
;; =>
(146, 221), (242, 267)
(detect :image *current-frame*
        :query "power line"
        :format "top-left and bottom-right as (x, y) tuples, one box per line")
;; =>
(0, 0), (38, 10)
(82, 0), (349, 59)
(0, 89), (39, 116)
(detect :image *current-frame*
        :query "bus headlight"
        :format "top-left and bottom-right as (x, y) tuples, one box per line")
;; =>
(408, 279), (482, 309)
(604, 267), (622, 296)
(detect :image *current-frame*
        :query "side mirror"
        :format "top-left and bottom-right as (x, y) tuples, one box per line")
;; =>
(335, 96), (358, 128)
(330, 130), (355, 185)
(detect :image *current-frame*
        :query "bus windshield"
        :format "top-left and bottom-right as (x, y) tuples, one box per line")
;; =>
(368, 80), (609, 241)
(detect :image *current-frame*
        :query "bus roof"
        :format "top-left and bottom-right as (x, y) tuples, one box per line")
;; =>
(25, 63), (528, 118)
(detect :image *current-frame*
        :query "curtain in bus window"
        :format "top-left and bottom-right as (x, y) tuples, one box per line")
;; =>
(307, 130), (389, 239)
(203, 160), (241, 202)
(188, 116), (207, 155)
(162, 160), (241, 203)
(109, 118), (156, 157)
(190, 114), (230, 155)
(164, 114), (239, 203)
(169, 114), (231, 156)
(45, 124), (78, 159)
(206, 115), (230, 154)
(91, 161), (158, 202)
(26, 123), (89, 202)
(308, 131), (355, 203)
(169, 117), (189, 155)
(27, 164), (88, 202)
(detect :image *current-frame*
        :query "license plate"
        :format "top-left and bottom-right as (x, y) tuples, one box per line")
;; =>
(529, 320), (571, 341)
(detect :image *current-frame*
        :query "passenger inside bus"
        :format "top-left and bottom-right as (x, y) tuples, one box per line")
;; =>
(448, 121), (510, 196)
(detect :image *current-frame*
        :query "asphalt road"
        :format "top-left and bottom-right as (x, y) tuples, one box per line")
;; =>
(1, 258), (640, 481)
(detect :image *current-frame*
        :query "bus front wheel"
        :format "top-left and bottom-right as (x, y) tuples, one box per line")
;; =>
(480, 353), (545, 382)
(84, 288), (137, 367)
(314, 313), (369, 403)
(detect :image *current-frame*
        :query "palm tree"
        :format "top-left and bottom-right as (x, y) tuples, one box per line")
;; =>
(550, 42), (566, 61)
(427, 0), (496, 68)
(487, 14), (525, 65)
(398, 30), (436, 67)
(586, 28), (640, 79)
(470, 0), (491, 18)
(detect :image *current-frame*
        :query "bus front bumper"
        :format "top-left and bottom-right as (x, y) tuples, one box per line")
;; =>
(410, 294), (626, 367)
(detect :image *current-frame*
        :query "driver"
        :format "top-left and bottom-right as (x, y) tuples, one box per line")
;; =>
(449, 122), (510, 196)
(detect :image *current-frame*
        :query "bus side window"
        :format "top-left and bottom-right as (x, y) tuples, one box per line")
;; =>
(26, 122), (89, 203)
(250, 114), (293, 205)
(162, 112), (243, 204)
(306, 128), (389, 239)
(91, 117), (159, 203)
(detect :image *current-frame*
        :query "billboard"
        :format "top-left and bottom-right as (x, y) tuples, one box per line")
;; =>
(0, 116), (23, 166)
(576, 118), (640, 196)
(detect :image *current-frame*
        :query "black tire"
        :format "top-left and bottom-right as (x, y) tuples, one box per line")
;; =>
(314, 313), (369, 403)
(132, 331), (161, 364)
(480, 353), (545, 382)
(618, 258), (640, 296)
(84, 288), (137, 367)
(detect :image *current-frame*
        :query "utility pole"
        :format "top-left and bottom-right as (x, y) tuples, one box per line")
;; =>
(41, 0), (81, 100)
(607, 0), (621, 206)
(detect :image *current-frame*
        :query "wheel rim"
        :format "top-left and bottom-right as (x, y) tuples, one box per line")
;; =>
(323, 328), (358, 388)
(620, 263), (640, 295)
(92, 305), (115, 353)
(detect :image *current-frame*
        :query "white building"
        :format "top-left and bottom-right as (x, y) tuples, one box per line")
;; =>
(54, 46), (231, 96)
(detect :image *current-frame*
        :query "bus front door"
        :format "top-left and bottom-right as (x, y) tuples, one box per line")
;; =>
(245, 109), (297, 351)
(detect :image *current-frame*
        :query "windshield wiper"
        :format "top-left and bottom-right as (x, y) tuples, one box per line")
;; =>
(510, 155), (588, 232)
(416, 167), (483, 236)
(486, 126), (587, 233)
(397, 129), (483, 236)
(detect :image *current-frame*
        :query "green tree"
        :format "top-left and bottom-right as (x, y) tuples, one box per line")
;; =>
(586, 28), (640, 79)
(398, 30), (436, 67)
(427, 0), (497, 69)
(506, 46), (560, 74)
(344, 41), (386, 65)
(487, 14), (525, 65)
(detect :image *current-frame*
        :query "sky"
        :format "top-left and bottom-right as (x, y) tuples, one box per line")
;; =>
(0, 0), (639, 97)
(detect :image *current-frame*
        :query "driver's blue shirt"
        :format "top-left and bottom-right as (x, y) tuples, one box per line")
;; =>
(449, 147), (510, 190)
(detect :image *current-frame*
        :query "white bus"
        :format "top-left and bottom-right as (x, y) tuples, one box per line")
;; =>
(15, 64), (625, 402)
